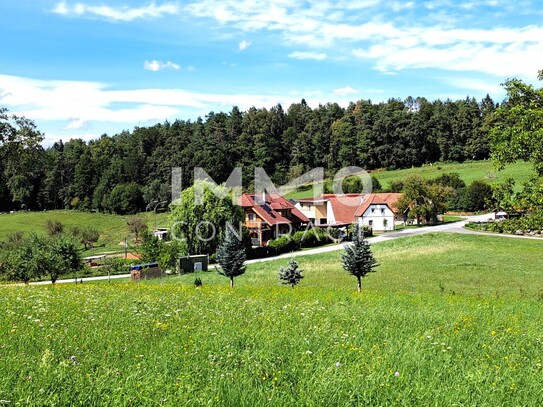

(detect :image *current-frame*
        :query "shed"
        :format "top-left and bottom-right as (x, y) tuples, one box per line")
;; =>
(178, 255), (209, 274)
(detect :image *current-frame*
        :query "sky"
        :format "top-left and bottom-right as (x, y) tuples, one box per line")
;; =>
(1, 0), (542, 145)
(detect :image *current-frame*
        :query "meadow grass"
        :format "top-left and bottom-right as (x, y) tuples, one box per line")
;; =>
(287, 160), (534, 199)
(1, 233), (542, 405)
(0, 210), (170, 255)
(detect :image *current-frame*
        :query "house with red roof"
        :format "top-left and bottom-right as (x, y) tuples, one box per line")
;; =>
(295, 193), (402, 232)
(238, 193), (309, 246)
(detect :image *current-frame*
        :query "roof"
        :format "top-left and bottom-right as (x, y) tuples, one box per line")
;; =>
(297, 193), (403, 224)
(238, 193), (309, 226)
(353, 193), (403, 218)
(323, 194), (363, 225)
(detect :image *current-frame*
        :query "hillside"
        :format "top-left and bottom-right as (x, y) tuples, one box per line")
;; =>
(0, 210), (170, 255)
(287, 160), (534, 200)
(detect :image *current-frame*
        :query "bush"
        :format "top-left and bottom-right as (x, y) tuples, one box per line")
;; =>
(466, 212), (543, 235)
(103, 257), (132, 276)
(45, 219), (64, 236)
(267, 235), (296, 254)
(292, 228), (332, 248)
(347, 224), (373, 239)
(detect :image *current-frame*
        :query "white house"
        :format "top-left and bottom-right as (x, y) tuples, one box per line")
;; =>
(356, 202), (396, 231)
(295, 193), (402, 232)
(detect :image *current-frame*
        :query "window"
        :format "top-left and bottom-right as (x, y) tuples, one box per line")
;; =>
(371, 208), (375, 213)
(381, 208), (385, 214)
(369, 220), (373, 226)
(248, 213), (255, 221)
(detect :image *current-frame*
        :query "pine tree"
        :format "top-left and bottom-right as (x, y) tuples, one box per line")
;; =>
(278, 259), (304, 288)
(341, 225), (378, 293)
(215, 228), (246, 288)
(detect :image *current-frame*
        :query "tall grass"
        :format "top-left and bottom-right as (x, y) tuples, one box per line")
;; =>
(1, 233), (542, 405)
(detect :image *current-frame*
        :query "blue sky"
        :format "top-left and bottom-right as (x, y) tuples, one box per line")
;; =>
(1, 0), (542, 145)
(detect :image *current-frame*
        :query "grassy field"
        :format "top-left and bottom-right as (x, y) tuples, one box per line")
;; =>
(0, 210), (170, 255)
(1, 233), (542, 405)
(287, 160), (534, 199)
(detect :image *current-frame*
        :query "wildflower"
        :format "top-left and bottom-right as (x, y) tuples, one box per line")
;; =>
(70, 356), (79, 365)
(335, 361), (341, 367)
(394, 371), (400, 377)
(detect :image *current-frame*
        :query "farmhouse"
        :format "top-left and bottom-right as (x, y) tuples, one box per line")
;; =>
(295, 193), (402, 232)
(354, 193), (402, 231)
(238, 193), (309, 246)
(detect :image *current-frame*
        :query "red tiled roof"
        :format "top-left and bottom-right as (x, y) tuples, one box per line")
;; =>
(323, 194), (363, 225)
(353, 193), (403, 217)
(238, 193), (309, 226)
(302, 193), (403, 224)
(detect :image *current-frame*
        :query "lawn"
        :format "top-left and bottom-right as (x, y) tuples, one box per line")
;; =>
(1, 233), (542, 405)
(287, 160), (534, 199)
(0, 210), (170, 255)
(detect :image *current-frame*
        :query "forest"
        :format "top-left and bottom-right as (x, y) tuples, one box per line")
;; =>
(1, 95), (497, 214)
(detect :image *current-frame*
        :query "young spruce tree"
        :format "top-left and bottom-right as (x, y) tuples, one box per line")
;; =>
(278, 259), (304, 288)
(215, 228), (246, 288)
(341, 224), (378, 293)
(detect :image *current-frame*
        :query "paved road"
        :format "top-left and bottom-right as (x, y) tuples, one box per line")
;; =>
(30, 214), (542, 285)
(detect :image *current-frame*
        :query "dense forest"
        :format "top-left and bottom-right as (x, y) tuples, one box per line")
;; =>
(0, 95), (497, 214)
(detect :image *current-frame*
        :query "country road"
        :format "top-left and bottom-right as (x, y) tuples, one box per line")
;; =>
(29, 214), (542, 285)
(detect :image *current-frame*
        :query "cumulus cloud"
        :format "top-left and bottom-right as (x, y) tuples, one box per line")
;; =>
(53, 1), (179, 22)
(288, 51), (327, 60)
(239, 40), (251, 50)
(143, 60), (180, 71)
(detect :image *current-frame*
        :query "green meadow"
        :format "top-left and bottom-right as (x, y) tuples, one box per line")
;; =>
(0, 210), (170, 255)
(287, 160), (534, 199)
(1, 233), (542, 406)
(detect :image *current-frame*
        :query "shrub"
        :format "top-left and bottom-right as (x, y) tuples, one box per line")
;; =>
(267, 235), (296, 254)
(279, 259), (304, 288)
(294, 228), (332, 248)
(45, 219), (64, 236)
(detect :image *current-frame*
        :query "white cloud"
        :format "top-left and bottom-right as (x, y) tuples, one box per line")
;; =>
(390, 2), (414, 12)
(288, 51), (327, 60)
(53, 1), (179, 22)
(144, 60), (180, 71)
(0, 74), (317, 126)
(445, 78), (502, 95)
(239, 40), (251, 50)
(333, 87), (359, 96)
(183, 0), (543, 79)
(64, 118), (91, 130)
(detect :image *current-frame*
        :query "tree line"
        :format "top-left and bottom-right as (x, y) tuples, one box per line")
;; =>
(1, 94), (497, 213)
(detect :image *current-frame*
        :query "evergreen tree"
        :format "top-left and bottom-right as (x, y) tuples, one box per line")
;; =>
(341, 225), (378, 293)
(215, 227), (246, 288)
(278, 259), (304, 288)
